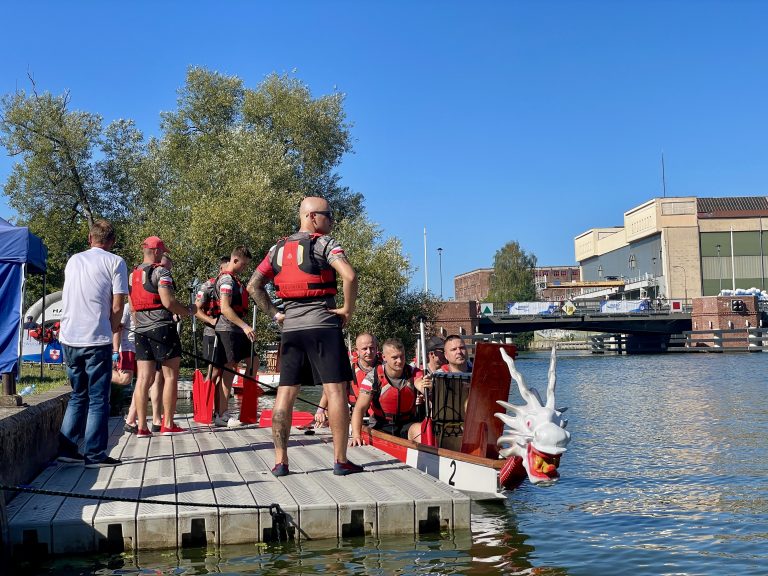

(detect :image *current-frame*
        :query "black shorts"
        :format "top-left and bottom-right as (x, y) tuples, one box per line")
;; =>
(135, 325), (182, 362)
(203, 333), (217, 363)
(279, 327), (354, 386)
(213, 331), (251, 365)
(373, 420), (412, 439)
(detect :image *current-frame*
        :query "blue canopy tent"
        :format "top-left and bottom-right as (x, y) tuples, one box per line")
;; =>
(0, 217), (48, 393)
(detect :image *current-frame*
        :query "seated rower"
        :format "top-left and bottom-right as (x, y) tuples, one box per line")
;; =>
(441, 334), (472, 372)
(349, 338), (432, 444)
(315, 332), (380, 427)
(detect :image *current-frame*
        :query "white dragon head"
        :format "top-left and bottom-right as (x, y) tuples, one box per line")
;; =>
(495, 346), (571, 486)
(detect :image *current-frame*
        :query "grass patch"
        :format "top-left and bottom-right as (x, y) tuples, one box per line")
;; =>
(18, 364), (69, 395)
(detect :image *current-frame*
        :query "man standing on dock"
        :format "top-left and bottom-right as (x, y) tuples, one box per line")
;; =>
(248, 196), (363, 477)
(58, 220), (128, 468)
(130, 236), (195, 437)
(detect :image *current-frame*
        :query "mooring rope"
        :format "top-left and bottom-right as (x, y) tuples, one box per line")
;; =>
(1, 484), (291, 542)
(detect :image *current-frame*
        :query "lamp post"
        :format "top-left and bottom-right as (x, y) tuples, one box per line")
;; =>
(597, 265), (603, 278)
(673, 265), (688, 306)
(437, 247), (443, 299)
(652, 256), (657, 298)
(716, 244), (722, 294)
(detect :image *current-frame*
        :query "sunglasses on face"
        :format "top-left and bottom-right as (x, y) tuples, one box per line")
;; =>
(313, 211), (334, 220)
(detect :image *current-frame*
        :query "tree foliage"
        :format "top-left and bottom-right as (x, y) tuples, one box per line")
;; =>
(487, 240), (537, 303)
(1, 68), (439, 358)
(486, 240), (538, 348)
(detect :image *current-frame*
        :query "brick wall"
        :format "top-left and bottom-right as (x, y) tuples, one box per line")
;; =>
(690, 296), (760, 348)
(433, 300), (479, 337)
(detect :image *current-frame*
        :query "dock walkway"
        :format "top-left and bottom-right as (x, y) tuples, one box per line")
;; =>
(3, 416), (469, 556)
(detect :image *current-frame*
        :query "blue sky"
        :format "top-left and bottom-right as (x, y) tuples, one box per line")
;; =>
(2, 1), (767, 298)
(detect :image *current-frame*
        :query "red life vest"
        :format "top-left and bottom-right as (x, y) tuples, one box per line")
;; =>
(271, 234), (337, 299)
(370, 365), (418, 424)
(439, 361), (473, 373)
(348, 359), (380, 407)
(199, 277), (220, 318)
(213, 273), (250, 318)
(129, 264), (164, 312)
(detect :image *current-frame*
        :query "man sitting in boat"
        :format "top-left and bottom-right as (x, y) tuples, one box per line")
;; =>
(441, 334), (472, 372)
(424, 336), (446, 374)
(349, 338), (432, 443)
(315, 332), (381, 426)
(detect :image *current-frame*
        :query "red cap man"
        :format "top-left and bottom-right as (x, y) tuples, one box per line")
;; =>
(142, 236), (170, 255)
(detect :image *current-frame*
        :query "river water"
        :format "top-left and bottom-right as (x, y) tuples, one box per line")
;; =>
(13, 351), (768, 575)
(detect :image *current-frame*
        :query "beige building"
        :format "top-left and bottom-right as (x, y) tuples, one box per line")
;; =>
(575, 196), (768, 302)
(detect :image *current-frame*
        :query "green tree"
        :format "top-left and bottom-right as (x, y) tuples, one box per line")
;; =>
(0, 82), (147, 300)
(487, 241), (537, 348)
(0, 68), (438, 361)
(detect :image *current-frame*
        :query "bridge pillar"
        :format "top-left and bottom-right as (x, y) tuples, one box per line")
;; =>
(624, 333), (670, 354)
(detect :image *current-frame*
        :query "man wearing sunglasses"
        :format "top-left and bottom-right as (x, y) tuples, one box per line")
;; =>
(248, 196), (362, 477)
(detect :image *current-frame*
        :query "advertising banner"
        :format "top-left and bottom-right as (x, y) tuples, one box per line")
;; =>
(507, 302), (560, 315)
(599, 299), (650, 314)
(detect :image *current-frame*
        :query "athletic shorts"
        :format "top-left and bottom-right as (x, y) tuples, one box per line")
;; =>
(203, 333), (217, 363)
(135, 325), (182, 362)
(213, 331), (251, 365)
(372, 420), (412, 439)
(279, 327), (354, 386)
(117, 351), (136, 372)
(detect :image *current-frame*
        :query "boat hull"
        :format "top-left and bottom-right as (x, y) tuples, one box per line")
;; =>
(364, 428), (507, 501)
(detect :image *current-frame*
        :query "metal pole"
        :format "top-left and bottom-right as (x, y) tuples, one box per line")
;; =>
(40, 272), (46, 379)
(730, 227), (736, 291)
(423, 227), (428, 293)
(437, 247), (443, 299)
(716, 244), (722, 294)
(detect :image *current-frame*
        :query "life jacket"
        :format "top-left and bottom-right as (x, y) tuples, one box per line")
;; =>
(348, 359), (380, 407)
(370, 364), (418, 425)
(199, 277), (220, 318)
(213, 272), (250, 318)
(129, 263), (164, 312)
(440, 360), (473, 373)
(271, 234), (337, 299)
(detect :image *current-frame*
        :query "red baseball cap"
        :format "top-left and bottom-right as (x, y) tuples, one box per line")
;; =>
(142, 236), (169, 253)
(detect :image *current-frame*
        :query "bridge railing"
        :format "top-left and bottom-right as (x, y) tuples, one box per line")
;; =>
(480, 299), (693, 318)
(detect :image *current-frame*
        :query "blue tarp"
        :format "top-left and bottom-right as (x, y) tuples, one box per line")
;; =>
(0, 218), (48, 373)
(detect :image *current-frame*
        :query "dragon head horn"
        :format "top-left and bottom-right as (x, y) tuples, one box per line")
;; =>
(499, 347), (542, 408)
(546, 344), (558, 409)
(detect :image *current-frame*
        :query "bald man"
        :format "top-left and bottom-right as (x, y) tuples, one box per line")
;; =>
(248, 196), (362, 477)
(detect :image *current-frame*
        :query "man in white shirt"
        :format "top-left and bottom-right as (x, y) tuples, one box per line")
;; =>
(58, 220), (128, 468)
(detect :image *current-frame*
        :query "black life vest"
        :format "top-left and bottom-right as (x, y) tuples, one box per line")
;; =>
(271, 234), (337, 299)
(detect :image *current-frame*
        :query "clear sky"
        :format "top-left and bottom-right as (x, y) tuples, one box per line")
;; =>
(2, 1), (766, 298)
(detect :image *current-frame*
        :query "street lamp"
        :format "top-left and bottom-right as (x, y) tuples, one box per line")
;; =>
(437, 247), (443, 299)
(716, 244), (722, 294)
(673, 265), (688, 306)
(597, 265), (603, 278)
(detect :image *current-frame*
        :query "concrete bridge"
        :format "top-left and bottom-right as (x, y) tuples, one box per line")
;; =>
(477, 311), (692, 335)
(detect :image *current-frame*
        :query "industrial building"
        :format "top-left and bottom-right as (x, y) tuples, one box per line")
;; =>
(574, 196), (768, 302)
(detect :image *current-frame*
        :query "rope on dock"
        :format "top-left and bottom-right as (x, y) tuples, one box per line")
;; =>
(0, 483), (284, 513)
(1, 483), (292, 543)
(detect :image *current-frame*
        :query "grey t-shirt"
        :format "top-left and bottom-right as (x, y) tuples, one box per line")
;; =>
(260, 231), (346, 332)
(195, 278), (216, 337)
(214, 272), (248, 333)
(134, 265), (175, 332)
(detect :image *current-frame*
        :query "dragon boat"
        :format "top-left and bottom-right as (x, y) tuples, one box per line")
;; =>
(359, 342), (571, 501)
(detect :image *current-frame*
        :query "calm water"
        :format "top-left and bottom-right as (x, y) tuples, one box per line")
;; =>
(11, 352), (768, 575)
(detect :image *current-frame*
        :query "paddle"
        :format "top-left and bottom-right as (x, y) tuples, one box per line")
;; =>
(419, 317), (436, 447)
(193, 334), (217, 424)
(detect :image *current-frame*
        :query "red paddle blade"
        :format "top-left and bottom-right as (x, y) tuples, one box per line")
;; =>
(420, 418), (436, 447)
